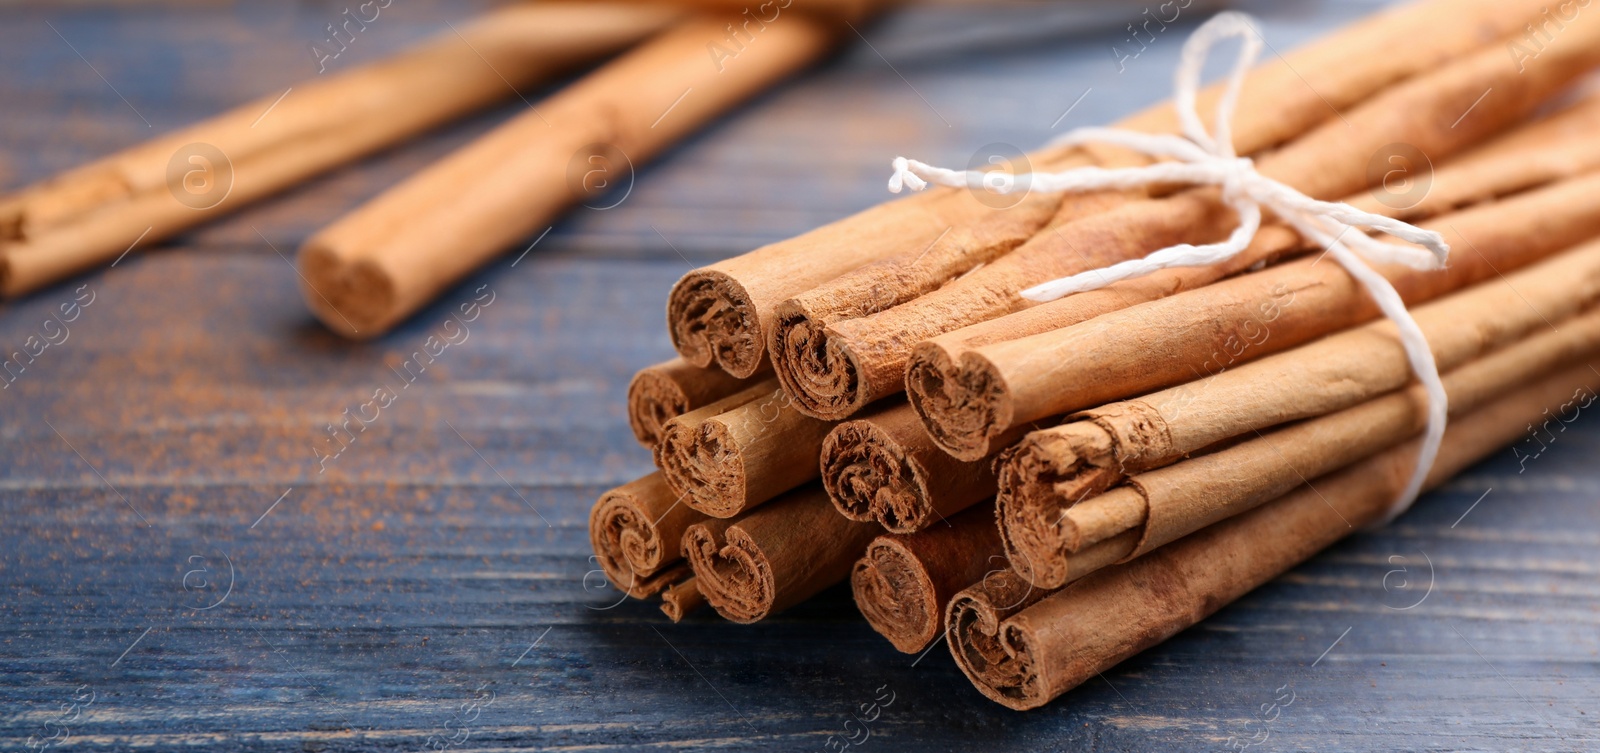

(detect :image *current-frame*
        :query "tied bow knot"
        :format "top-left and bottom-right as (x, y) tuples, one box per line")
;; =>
(883, 11), (1451, 522)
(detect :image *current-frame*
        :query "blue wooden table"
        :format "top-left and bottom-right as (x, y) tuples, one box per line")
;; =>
(2, 2), (1596, 750)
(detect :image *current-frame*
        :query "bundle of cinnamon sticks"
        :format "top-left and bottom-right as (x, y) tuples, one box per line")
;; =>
(592, 0), (1600, 710)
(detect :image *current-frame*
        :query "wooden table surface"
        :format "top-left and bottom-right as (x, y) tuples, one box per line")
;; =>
(3, 2), (1597, 751)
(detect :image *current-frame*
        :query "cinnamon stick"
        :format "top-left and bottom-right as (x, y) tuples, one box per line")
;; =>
(997, 235), (1600, 552)
(772, 10), (1600, 420)
(627, 357), (758, 449)
(1005, 303), (1600, 589)
(668, 155), (1082, 379)
(657, 379), (833, 518)
(588, 472), (706, 599)
(1346, 92), (1600, 220)
(684, 484), (880, 622)
(851, 505), (1005, 653)
(917, 168), (1600, 460)
(907, 88), (1600, 426)
(668, 0), (1549, 380)
(821, 400), (1029, 533)
(0, 3), (678, 297)
(298, 14), (842, 337)
(660, 577), (707, 622)
(948, 361), (1599, 710)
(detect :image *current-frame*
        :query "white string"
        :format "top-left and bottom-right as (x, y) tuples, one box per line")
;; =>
(885, 11), (1451, 522)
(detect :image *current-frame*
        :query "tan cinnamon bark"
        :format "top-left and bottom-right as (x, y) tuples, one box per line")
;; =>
(0, 4), (679, 297)
(821, 400), (1030, 533)
(949, 362), (1597, 710)
(667, 158), (1082, 379)
(622, 0), (877, 18)
(668, 0), (1547, 380)
(907, 90), (1600, 425)
(588, 472), (707, 599)
(772, 11), (1600, 421)
(626, 357), (758, 449)
(660, 577), (707, 622)
(919, 167), (1600, 460)
(905, 223), (1302, 458)
(1347, 93), (1600, 220)
(684, 485), (879, 622)
(297, 14), (840, 337)
(1004, 305), (1600, 589)
(851, 504), (1005, 653)
(657, 379), (833, 518)
(996, 236), (1600, 555)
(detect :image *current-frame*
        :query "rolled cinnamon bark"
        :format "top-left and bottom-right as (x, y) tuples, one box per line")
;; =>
(1005, 304), (1600, 588)
(588, 472), (706, 599)
(660, 577), (707, 622)
(918, 167), (1600, 460)
(772, 9), (1600, 421)
(949, 362), (1598, 710)
(997, 235), (1600, 556)
(851, 505), (1005, 653)
(668, 156), (1081, 379)
(906, 90), (1600, 425)
(650, 0), (876, 13)
(669, 0), (1548, 380)
(626, 357), (757, 449)
(1346, 92), (1600, 220)
(657, 379), (834, 518)
(298, 13), (842, 337)
(821, 400), (1029, 533)
(0, 3), (678, 297)
(684, 485), (880, 623)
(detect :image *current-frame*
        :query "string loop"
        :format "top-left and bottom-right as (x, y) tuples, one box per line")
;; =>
(886, 11), (1450, 521)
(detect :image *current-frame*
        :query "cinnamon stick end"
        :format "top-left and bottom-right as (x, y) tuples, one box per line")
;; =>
(683, 522), (775, 623)
(905, 345), (1011, 463)
(297, 241), (396, 339)
(851, 538), (940, 654)
(667, 269), (765, 379)
(627, 368), (690, 449)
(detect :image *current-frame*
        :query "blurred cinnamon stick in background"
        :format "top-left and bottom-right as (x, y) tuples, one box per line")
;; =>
(0, 3), (679, 297)
(298, 10), (850, 337)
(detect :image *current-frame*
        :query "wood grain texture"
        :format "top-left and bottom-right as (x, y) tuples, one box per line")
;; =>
(2, 1), (1597, 750)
